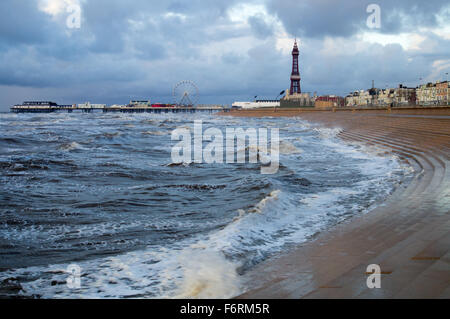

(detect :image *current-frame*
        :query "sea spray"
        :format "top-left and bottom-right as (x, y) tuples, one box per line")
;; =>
(171, 249), (241, 299)
(313, 127), (343, 139)
(248, 190), (281, 214)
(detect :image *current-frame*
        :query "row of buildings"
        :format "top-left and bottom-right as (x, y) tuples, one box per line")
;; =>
(343, 81), (449, 108)
(417, 81), (450, 106)
(233, 80), (449, 110)
(313, 81), (449, 109)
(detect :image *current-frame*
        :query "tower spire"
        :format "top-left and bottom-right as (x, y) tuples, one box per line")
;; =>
(290, 39), (301, 95)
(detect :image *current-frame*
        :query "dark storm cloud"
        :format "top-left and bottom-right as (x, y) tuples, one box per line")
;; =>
(0, 0), (259, 108)
(80, 0), (242, 53)
(267, 0), (450, 38)
(0, 0), (53, 45)
(302, 42), (422, 93)
(0, 0), (241, 87)
(248, 15), (274, 39)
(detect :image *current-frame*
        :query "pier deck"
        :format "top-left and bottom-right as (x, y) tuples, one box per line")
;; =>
(10, 107), (226, 114)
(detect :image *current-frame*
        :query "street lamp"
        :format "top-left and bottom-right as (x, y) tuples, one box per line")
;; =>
(446, 73), (449, 106)
(274, 90), (285, 112)
(275, 90), (285, 100)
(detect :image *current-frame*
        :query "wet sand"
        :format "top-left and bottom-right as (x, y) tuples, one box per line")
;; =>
(222, 108), (450, 299)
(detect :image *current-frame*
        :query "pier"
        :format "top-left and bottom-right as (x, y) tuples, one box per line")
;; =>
(10, 106), (225, 114)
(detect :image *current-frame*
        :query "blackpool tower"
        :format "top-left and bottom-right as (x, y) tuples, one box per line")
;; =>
(290, 40), (301, 95)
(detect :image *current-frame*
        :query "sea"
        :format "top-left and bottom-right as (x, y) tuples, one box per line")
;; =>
(0, 112), (413, 298)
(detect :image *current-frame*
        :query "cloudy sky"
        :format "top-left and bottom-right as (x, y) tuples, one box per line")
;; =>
(0, 0), (449, 110)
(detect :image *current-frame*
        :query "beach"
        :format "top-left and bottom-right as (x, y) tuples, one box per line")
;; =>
(222, 108), (450, 298)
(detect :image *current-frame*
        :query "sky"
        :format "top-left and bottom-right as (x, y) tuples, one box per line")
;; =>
(0, 0), (449, 110)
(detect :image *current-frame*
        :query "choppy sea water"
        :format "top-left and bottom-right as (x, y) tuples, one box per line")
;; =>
(0, 112), (413, 298)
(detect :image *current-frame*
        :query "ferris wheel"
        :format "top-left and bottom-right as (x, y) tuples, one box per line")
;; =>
(173, 80), (199, 106)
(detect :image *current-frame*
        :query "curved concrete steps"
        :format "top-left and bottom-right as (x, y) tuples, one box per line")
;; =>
(239, 111), (450, 299)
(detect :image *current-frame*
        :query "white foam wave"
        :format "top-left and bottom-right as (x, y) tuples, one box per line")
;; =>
(169, 249), (241, 299)
(142, 130), (166, 136)
(58, 142), (85, 151)
(275, 140), (303, 155)
(313, 127), (343, 139)
(249, 190), (281, 214)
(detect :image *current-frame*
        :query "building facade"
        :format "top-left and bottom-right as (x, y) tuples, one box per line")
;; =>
(129, 100), (151, 107)
(282, 91), (315, 107)
(346, 85), (416, 107)
(436, 81), (449, 105)
(417, 83), (438, 106)
(377, 89), (394, 106)
(78, 102), (106, 109)
(232, 100), (280, 109)
(393, 85), (416, 106)
(315, 95), (344, 108)
(345, 90), (372, 107)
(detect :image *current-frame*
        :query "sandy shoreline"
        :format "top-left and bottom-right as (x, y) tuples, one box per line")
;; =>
(222, 108), (450, 299)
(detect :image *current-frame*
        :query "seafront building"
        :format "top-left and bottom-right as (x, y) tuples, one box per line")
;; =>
(377, 88), (395, 106)
(417, 83), (437, 106)
(128, 100), (151, 107)
(232, 100), (280, 109)
(393, 85), (416, 106)
(435, 81), (449, 106)
(283, 91), (315, 107)
(78, 102), (106, 109)
(345, 90), (373, 107)
(415, 81), (449, 106)
(344, 82), (449, 108)
(12, 101), (75, 110)
(315, 95), (345, 108)
(345, 85), (411, 107)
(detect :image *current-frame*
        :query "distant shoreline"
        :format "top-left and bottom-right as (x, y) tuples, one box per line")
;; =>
(223, 108), (450, 299)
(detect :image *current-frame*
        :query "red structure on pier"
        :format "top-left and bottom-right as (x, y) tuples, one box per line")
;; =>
(290, 40), (301, 95)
